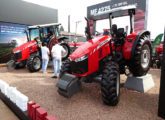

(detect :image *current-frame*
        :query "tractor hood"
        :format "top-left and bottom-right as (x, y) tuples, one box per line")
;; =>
(13, 40), (37, 53)
(70, 35), (111, 61)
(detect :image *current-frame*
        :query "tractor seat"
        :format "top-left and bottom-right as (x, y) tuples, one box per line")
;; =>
(117, 28), (126, 38)
(114, 28), (126, 47)
(111, 24), (118, 36)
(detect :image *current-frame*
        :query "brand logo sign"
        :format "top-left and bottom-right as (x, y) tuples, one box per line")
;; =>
(87, 0), (147, 20)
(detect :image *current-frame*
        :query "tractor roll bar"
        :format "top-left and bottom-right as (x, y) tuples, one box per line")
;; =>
(108, 5), (136, 15)
(109, 5), (136, 34)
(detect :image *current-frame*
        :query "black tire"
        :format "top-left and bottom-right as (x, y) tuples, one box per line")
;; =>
(59, 59), (71, 78)
(101, 61), (120, 106)
(129, 35), (152, 76)
(27, 54), (41, 72)
(61, 43), (70, 61)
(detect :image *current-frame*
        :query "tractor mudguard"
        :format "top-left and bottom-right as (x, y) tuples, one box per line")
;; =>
(56, 73), (81, 98)
(57, 36), (68, 42)
(123, 30), (150, 60)
(130, 30), (150, 59)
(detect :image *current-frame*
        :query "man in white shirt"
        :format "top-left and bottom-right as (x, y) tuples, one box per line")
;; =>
(51, 43), (66, 78)
(41, 42), (50, 73)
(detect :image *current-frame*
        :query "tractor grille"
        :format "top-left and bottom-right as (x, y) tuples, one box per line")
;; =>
(14, 51), (22, 60)
(71, 59), (88, 74)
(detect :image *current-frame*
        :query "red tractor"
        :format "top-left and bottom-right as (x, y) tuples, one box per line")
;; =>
(155, 43), (163, 68)
(56, 6), (152, 106)
(8, 23), (70, 72)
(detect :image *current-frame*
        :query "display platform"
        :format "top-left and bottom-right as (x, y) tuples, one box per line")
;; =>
(124, 74), (155, 92)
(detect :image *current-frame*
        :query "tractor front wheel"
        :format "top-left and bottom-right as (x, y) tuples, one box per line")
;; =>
(101, 61), (120, 106)
(27, 54), (41, 72)
(59, 59), (71, 78)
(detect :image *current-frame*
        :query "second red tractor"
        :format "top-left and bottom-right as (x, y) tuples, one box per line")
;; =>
(8, 23), (70, 72)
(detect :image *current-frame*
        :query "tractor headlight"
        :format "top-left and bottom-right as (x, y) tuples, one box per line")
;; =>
(13, 50), (22, 54)
(75, 54), (88, 62)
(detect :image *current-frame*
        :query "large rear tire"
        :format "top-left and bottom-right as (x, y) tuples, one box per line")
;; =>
(129, 35), (152, 76)
(61, 43), (70, 61)
(27, 54), (41, 72)
(101, 61), (120, 106)
(59, 59), (71, 78)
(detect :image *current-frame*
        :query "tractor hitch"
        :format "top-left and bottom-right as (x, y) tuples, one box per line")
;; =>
(56, 73), (81, 98)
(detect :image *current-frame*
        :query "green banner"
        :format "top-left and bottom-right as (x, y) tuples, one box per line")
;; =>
(152, 34), (163, 56)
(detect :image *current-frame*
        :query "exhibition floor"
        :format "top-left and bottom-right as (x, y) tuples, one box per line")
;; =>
(0, 67), (163, 120)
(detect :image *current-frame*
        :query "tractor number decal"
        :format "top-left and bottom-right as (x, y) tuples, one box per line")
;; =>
(97, 38), (110, 50)
(90, 38), (110, 55)
(28, 42), (37, 48)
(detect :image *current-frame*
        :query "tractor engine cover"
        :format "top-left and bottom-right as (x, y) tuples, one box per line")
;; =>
(56, 73), (81, 98)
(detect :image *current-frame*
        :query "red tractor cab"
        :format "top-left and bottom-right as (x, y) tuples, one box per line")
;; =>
(56, 5), (152, 106)
(8, 23), (70, 72)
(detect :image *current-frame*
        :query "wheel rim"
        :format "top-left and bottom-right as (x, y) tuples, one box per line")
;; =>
(62, 45), (68, 58)
(141, 45), (150, 69)
(33, 57), (41, 70)
(116, 73), (120, 97)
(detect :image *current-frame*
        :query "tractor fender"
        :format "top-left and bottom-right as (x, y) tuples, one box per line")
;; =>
(130, 30), (150, 59)
(123, 30), (150, 60)
(57, 36), (68, 42)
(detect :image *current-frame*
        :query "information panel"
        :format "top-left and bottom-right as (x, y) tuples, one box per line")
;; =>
(87, 0), (148, 33)
(0, 22), (27, 63)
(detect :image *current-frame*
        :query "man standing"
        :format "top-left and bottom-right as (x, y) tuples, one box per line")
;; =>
(41, 42), (50, 73)
(51, 43), (66, 78)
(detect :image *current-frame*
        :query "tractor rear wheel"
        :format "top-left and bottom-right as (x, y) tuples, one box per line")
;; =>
(59, 59), (71, 78)
(129, 35), (152, 76)
(101, 61), (120, 106)
(61, 43), (70, 61)
(27, 54), (41, 72)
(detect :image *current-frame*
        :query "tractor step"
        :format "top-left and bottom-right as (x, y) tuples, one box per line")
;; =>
(56, 73), (81, 98)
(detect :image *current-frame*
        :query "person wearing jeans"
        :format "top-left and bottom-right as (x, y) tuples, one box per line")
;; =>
(52, 58), (61, 77)
(51, 43), (66, 78)
(41, 42), (50, 73)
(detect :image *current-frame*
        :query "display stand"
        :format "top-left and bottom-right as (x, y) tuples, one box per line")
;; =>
(0, 90), (31, 120)
(124, 74), (154, 92)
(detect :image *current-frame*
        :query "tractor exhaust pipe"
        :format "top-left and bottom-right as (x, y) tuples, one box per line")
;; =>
(85, 17), (92, 41)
